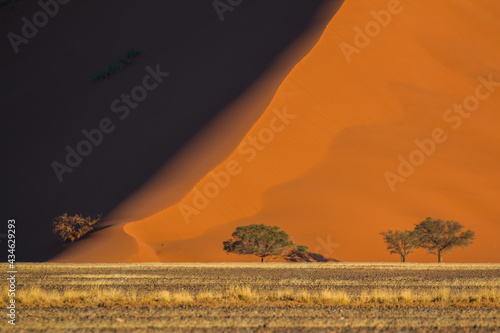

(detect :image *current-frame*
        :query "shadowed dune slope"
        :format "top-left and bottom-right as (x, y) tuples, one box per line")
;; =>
(0, 0), (341, 261)
(59, 0), (500, 263)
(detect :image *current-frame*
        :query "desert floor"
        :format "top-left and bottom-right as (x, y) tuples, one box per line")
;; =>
(1, 263), (499, 332)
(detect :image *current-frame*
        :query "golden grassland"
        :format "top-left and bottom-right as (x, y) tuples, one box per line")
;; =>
(4, 284), (499, 308)
(2, 263), (499, 332)
(2, 262), (499, 308)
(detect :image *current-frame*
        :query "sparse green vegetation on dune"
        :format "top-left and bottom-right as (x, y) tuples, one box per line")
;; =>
(92, 49), (140, 82)
(0, 0), (17, 8)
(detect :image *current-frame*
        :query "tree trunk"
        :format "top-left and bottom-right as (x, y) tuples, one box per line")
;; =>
(261, 257), (264, 263)
(438, 251), (443, 263)
(401, 255), (406, 263)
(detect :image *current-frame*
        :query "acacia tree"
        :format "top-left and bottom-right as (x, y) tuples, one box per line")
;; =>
(380, 229), (419, 262)
(223, 224), (308, 262)
(414, 217), (475, 263)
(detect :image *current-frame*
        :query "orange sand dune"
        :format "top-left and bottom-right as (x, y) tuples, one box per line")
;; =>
(57, 0), (500, 263)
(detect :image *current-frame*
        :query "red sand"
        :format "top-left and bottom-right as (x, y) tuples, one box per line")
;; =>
(56, 0), (500, 263)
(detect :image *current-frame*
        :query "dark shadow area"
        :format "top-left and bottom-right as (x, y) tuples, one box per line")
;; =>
(0, 0), (340, 261)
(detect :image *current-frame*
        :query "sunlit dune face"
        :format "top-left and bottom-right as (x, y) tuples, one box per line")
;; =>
(59, 0), (500, 263)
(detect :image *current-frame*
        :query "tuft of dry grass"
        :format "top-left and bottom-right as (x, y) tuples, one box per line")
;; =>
(171, 291), (194, 303)
(317, 289), (350, 304)
(226, 285), (258, 302)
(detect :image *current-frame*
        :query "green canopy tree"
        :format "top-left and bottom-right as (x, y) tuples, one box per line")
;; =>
(380, 229), (419, 262)
(414, 217), (475, 263)
(223, 224), (308, 262)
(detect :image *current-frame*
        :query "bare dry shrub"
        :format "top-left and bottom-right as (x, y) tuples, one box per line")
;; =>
(52, 213), (101, 242)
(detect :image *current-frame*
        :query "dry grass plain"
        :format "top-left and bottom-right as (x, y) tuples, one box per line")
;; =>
(1, 263), (499, 332)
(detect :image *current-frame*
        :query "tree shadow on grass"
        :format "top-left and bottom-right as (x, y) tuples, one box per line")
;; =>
(286, 252), (340, 262)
